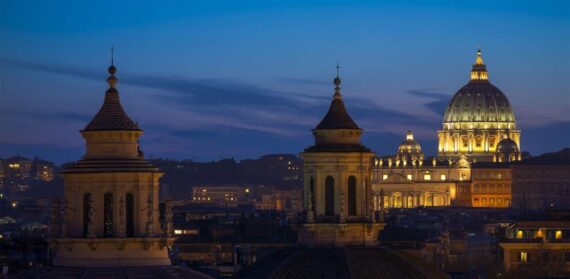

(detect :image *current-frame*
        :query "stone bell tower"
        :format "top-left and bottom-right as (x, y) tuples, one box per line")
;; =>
(49, 56), (173, 267)
(299, 66), (384, 246)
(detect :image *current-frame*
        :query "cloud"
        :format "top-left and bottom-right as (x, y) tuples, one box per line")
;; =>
(407, 89), (450, 116)
(4, 57), (565, 163)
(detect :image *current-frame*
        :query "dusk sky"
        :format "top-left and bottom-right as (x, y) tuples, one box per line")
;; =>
(1, 1), (569, 164)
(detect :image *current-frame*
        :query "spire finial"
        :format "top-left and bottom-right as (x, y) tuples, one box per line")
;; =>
(336, 62), (340, 78)
(107, 46), (118, 88)
(333, 63), (342, 99)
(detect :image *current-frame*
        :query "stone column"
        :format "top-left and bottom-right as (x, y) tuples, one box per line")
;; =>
(306, 188), (314, 223)
(118, 194), (126, 237)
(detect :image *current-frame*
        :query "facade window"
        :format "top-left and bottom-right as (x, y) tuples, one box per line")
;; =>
(126, 193), (135, 237)
(520, 251), (528, 263)
(348, 176), (357, 216)
(406, 174), (412, 180)
(565, 252), (570, 262)
(440, 174), (446, 181)
(555, 230), (563, 239)
(423, 173), (431, 181)
(325, 176), (335, 216)
(103, 193), (113, 237)
(382, 174), (388, 181)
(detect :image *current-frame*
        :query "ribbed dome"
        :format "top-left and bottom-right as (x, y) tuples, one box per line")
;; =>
(496, 138), (519, 153)
(443, 82), (515, 123)
(443, 49), (516, 124)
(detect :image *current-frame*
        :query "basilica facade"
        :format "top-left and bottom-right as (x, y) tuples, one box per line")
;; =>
(370, 49), (520, 210)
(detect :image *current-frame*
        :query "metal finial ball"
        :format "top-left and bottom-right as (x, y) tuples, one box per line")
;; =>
(108, 65), (117, 74)
(334, 77), (341, 86)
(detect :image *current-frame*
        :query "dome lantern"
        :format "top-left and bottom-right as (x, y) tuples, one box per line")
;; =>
(470, 49), (488, 81)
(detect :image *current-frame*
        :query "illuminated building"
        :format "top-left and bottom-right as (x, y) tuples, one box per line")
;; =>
(191, 186), (244, 207)
(4, 156), (32, 180)
(372, 131), (467, 209)
(259, 189), (303, 212)
(460, 162), (512, 208)
(299, 68), (384, 246)
(372, 50), (522, 209)
(373, 129), (513, 208)
(49, 60), (174, 268)
(34, 160), (55, 182)
(438, 49), (520, 162)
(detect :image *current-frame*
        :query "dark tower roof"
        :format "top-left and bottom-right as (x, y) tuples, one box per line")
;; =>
(83, 63), (140, 131)
(314, 71), (360, 130)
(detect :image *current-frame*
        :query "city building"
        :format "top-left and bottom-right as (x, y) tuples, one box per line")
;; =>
(499, 212), (570, 277)
(299, 68), (383, 246)
(3, 157), (32, 180)
(191, 186), (245, 207)
(511, 148), (570, 210)
(259, 189), (303, 212)
(34, 160), (55, 182)
(437, 49), (520, 163)
(372, 131), (465, 209)
(463, 162), (512, 208)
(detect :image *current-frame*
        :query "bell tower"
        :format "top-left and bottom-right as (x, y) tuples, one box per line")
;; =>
(299, 66), (384, 246)
(49, 56), (173, 267)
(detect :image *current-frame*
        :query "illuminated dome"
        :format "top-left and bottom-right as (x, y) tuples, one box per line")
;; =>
(398, 130), (422, 154)
(396, 130), (424, 164)
(495, 137), (521, 162)
(443, 84), (515, 123)
(437, 49), (521, 162)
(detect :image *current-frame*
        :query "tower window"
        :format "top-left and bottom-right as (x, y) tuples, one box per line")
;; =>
(348, 176), (357, 216)
(126, 193), (135, 237)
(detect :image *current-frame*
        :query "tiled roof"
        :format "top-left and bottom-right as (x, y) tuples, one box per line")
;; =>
(233, 247), (447, 279)
(83, 88), (140, 131)
(314, 98), (360, 130)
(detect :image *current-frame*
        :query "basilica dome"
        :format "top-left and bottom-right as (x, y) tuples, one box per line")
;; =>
(442, 50), (515, 124)
(437, 49), (521, 163)
(443, 82), (515, 123)
(398, 130), (422, 154)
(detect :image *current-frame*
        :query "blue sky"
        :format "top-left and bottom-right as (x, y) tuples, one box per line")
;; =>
(1, 0), (569, 163)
